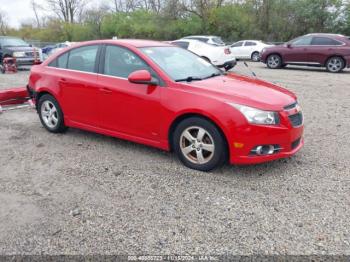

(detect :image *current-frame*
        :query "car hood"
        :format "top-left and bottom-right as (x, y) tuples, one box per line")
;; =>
(179, 73), (296, 111)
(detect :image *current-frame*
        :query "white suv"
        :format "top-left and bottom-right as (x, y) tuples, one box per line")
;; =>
(172, 39), (236, 70)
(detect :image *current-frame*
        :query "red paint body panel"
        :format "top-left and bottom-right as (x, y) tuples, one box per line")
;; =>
(0, 87), (28, 106)
(28, 39), (304, 165)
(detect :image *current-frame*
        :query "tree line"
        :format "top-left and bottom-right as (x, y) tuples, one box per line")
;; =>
(0, 0), (349, 43)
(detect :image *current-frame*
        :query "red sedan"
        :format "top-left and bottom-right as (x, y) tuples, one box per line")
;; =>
(28, 39), (304, 171)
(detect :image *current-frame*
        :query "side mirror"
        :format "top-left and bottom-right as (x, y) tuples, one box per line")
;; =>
(286, 43), (292, 48)
(128, 70), (159, 86)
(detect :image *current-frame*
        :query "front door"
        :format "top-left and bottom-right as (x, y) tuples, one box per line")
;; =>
(284, 36), (312, 63)
(97, 45), (163, 142)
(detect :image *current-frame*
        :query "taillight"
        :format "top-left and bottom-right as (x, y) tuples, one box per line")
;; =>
(224, 48), (231, 55)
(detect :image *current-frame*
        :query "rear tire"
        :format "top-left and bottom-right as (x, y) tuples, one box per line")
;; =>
(251, 52), (260, 62)
(173, 117), (227, 171)
(267, 54), (282, 69)
(38, 94), (67, 133)
(326, 56), (344, 73)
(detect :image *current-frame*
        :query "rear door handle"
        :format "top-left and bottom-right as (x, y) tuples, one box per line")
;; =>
(100, 87), (112, 94)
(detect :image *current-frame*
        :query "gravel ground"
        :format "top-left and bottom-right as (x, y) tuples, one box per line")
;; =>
(0, 63), (350, 256)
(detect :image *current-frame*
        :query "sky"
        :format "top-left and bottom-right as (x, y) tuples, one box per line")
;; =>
(0, 0), (103, 28)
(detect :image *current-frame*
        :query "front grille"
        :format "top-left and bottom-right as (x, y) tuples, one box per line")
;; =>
(288, 112), (303, 127)
(25, 51), (40, 57)
(291, 137), (301, 150)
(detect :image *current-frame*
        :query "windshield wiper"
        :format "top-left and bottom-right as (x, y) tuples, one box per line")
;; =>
(202, 72), (222, 80)
(175, 76), (203, 82)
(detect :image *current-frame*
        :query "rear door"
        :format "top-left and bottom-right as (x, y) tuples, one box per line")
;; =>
(309, 36), (344, 65)
(54, 45), (100, 126)
(243, 41), (258, 58)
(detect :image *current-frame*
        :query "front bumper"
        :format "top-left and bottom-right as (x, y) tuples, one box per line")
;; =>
(228, 117), (304, 165)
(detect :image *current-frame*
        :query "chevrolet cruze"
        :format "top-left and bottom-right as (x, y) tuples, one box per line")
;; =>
(28, 40), (304, 171)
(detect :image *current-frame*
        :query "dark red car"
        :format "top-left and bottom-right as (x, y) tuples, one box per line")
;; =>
(261, 33), (350, 73)
(28, 40), (304, 171)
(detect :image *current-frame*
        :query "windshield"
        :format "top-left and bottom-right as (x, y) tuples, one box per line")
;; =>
(140, 46), (221, 82)
(0, 38), (30, 47)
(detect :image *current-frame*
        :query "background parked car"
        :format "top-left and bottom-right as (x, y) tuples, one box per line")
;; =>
(260, 33), (350, 73)
(181, 35), (226, 46)
(42, 42), (74, 60)
(172, 39), (236, 70)
(0, 36), (42, 67)
(230, 40), (274, 62)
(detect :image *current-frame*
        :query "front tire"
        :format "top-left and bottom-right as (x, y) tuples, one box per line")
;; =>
(173, 117), (227, 171)
(267, 54), (282, 69)
(38, 94), (67, 133)
(326, 56), (344, 73)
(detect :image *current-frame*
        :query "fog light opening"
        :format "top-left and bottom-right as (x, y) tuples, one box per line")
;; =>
(251, 145), (281, 156)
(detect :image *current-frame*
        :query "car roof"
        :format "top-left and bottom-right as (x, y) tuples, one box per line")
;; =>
(183, 35), (219, 39)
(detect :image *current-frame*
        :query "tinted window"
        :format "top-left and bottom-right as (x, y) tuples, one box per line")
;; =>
(231, 41), (243, 47)
(291, 36), (312, 46)
(67, 45), (98, 73)
(104, 45), (150, 78)
(311, 37), (343, 46)
(245, 41), (257, 46)
(188, 37), (208, 43)
(173, 41), (190, 49)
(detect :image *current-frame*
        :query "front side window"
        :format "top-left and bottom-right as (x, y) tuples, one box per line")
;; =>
(67, 45), (99, 73)
(103, 45), (150, 78)
(311, 37), (343, 46)
(291, 36), (312, 46)
(141, 46), (221, 81)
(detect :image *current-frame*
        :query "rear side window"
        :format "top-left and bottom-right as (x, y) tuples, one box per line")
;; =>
(173, 41), (190, 49)
(231, 41), (243, 47)
(311, 37), (343, 46)
(67, 45), (99, 73)
(103, 45), (150, 78)
(245, 41), (257, 46)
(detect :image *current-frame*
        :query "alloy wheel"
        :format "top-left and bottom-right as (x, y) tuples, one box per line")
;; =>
(327, 57), (343, 73)
(252, 52), (260, 62)
(179, 126), (215, 164)
(41, 100), (59, 129)
(267, 55), (281, 68)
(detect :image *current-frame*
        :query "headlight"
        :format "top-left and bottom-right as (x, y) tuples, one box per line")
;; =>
(228, 103), (279, 125)
(13, 51), (26, 58)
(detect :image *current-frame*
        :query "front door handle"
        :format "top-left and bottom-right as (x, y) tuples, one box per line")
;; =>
(100, 87), (112, 94)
